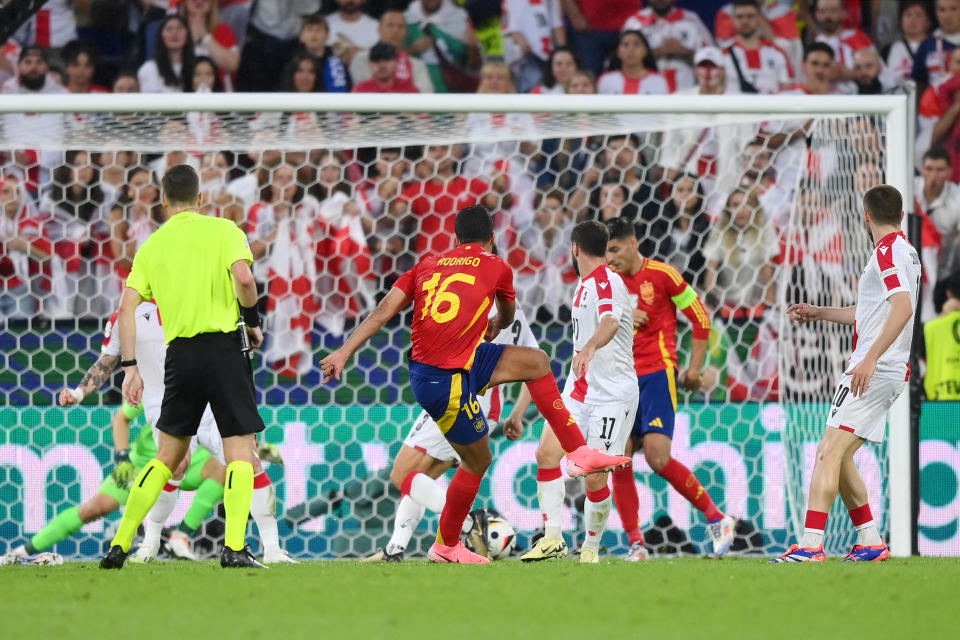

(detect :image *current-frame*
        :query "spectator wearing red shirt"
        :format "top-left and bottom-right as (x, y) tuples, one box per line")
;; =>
(563, 0), (640, 77)
(399, 145), (493, 257)
(0, 174), (50, 320)
(352, 42), (420, 93)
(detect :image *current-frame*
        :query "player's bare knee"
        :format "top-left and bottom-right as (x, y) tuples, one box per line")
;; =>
(529, 348), (551, 378)
(535, 443), (562, 469)
(645, 449), (669, 473)
(80, 494), (118, 521)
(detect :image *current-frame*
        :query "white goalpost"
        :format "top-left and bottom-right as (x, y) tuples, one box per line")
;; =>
(0, 92), (914, 558)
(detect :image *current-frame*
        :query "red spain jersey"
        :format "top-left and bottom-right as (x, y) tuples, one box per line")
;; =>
(617, 258), (711, 377)
(393, 243), (516, 370)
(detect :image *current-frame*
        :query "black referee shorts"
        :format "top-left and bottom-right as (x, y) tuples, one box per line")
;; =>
(156, 330), (265, 439)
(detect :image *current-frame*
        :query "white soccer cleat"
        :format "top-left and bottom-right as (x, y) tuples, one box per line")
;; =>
(167, 531), (199, 561)
(0, 545), (28, 566)
(129, 539), (160, 564)
(624, 541), (649, 562)
(262, 548), (298, 564)
(579, 542), (600, 564)
(709, 515), (737, 557)
(23, 552), (64, 566)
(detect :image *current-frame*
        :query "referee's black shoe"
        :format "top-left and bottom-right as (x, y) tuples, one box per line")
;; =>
(221, 545), (268, 569)
(99, 545), (127, 569)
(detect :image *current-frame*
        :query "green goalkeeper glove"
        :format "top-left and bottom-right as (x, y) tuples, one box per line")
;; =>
(111, 449), (135, 489)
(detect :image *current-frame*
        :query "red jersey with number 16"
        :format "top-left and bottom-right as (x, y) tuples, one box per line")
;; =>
(393, 243), (516, 370)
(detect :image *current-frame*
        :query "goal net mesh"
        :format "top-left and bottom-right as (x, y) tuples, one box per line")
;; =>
(0, 106), (889, 559)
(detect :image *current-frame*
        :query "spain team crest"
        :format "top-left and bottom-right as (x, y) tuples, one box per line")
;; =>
(640, 281), (655, 305)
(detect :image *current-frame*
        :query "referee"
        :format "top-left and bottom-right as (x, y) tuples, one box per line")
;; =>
(100, 165), (267, 569)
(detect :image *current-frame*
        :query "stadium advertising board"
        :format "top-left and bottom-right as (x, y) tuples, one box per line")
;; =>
(0, 403), (957, 557)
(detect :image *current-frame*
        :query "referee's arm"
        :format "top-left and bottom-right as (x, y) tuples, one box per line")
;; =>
(232, 259), (263, 347)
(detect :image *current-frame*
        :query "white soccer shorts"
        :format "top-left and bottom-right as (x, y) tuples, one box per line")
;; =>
(825, 372), (906, 443)
(563, 393), (639, 455)
(402, 410), (461, 463)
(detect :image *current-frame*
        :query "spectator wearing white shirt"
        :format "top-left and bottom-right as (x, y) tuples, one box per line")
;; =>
(597, 30), (669, 95)
(884, 1), (933, 86)
(501, 0), (565, 93)
(326, 0), (379, 65)
(812, 0), (875, 94)
(350, 10), (433, 93)
(715, 0), (802, 75)
(622, 0), (714, 92)
(530, 47), (580, 94)
(662, 47), (755, 217)
(137, 15), (195, 92)
(916, 147), (960, 319)
(721, 0), (794, 94)
(0, 46), (67, 193)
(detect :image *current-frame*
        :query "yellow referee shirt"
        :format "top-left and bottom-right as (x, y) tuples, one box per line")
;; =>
(126, 211), (253, 343)
(924, 310), (960, 400)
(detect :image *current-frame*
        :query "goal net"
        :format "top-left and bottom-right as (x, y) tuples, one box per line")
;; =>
(0, 93), (911, 560)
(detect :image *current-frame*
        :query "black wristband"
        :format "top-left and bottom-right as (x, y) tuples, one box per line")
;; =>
(120, 359), (137, 367)
(114, 449), (130, 464)
(241, 304), (261, 328)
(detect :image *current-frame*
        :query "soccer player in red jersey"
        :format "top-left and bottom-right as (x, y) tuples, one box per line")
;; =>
(321, 206), (629, 564)
(604, 217), (738, 558)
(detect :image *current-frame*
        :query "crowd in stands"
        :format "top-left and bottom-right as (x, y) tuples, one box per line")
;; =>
(2, 0), (960, 400)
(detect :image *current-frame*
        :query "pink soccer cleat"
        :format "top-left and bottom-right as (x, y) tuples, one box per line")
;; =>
(565, 445), (631, 477)
(843, 544), (890, 562)
(428, 541), (491, 564)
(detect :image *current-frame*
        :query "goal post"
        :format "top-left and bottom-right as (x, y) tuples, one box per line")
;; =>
(0, 92), (916, 558)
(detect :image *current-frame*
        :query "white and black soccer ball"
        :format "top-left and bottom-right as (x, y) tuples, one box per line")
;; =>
(484, 518), (517, 560)
(463, 507), (517, 560)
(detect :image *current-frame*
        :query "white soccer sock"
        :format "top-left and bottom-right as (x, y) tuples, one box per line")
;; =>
(800, 529), (824, 548)
(408, 472), (446, 513)
(144, 481), (180, 546)
(537, 475), (565, 540)
(584, 494), (612, 546)
(386, 495), (426, 555)
(855, 521), (882, 546)
(250, 478), (281, 555)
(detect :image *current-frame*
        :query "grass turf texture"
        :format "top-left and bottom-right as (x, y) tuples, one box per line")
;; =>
(2, 557), (954, 639)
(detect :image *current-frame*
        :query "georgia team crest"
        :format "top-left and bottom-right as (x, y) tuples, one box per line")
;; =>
(640, 280), (655, 305)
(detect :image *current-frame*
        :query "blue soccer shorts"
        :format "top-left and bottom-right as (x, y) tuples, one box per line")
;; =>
(408, 343), (506, 446)
(631, 367), (679, 440)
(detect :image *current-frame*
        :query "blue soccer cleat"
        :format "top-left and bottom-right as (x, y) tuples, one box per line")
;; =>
(769, 544), (826, 563)
(842, 544), (890, 562)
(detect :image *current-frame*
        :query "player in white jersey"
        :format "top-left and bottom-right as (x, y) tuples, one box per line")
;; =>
(522, 221), (639, 564)
(98, 301), (294, 564)
(774, 185), (920, 563)
(366, 307), (539, 562)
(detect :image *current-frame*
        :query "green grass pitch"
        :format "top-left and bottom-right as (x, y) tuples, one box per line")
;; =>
(2, 557), (956, 639)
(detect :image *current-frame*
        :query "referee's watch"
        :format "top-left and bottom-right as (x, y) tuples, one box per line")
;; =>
(240, 304), (261, 328)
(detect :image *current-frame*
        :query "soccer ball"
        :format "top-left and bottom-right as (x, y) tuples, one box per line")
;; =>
(484, 518), (517, 560)
(463, 507), (517, 560)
